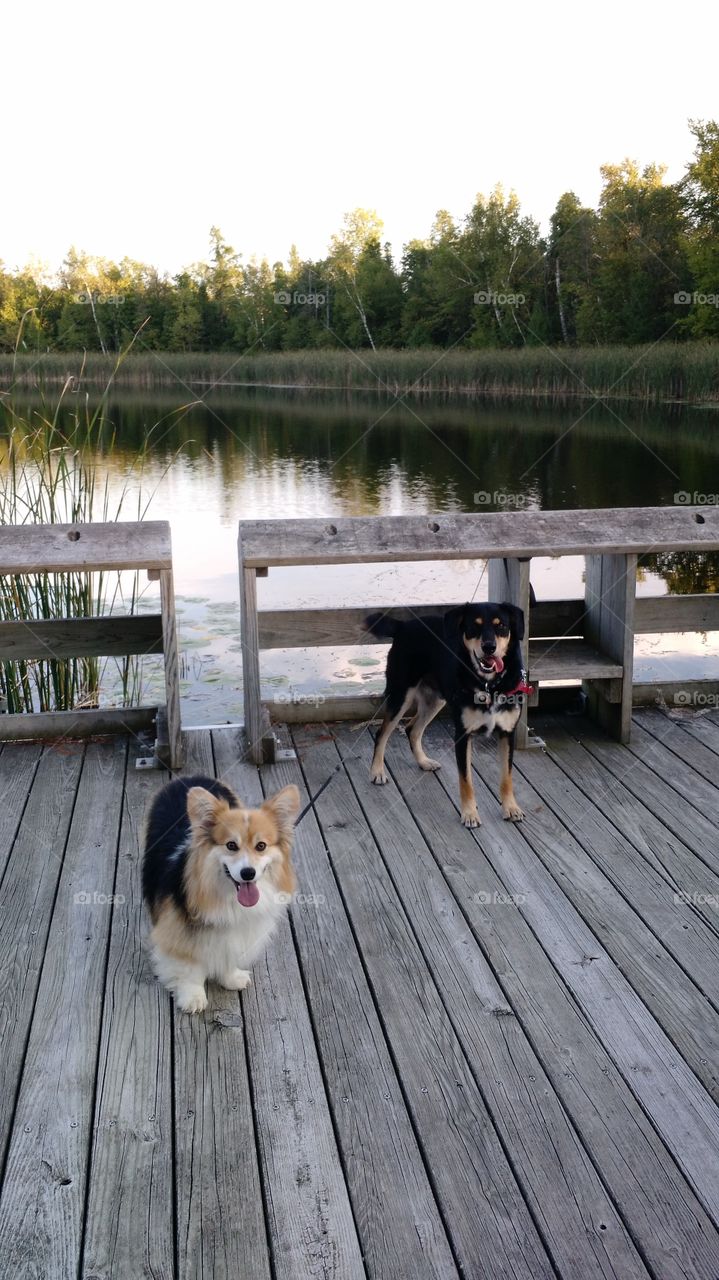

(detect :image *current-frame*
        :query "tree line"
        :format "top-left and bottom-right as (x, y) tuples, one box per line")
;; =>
(1, 120), (717, 355)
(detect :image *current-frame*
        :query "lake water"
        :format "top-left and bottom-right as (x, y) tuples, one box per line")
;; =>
(3, 387), (719, 723)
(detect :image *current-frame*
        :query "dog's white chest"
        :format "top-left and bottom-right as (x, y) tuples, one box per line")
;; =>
(461, 702), (521, 737)
(461, 705), (497, 735)
(196, 896), (284, 979)
(494, 705), (522, 732)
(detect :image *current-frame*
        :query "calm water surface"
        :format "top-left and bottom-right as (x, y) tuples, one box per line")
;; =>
(4, 388), (719, 722)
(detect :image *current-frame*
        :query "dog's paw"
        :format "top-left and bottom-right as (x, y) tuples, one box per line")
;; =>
(222, 968), (252, 991)
(176, 984), (208, 1014)
(502, 802), (525, 823)
(461, 808), (481, 828)
(419, 757), (442, 772)
(370, 768), (389, 785)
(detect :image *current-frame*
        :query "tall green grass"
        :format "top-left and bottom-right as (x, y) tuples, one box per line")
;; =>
(0, 373), (180, 713)
(1, 343), (718, 402)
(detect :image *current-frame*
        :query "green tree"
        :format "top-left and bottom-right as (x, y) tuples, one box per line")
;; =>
(401, 213), (472, 346)
(327, 209), (386, 348)
(544, 193), (598, 343)
(165, 271), (205, 350)
(461, 186), (542, 347)
(583, 162), (687, 343)
(680, 119), (719, 337)
(0, 265), (43, 351)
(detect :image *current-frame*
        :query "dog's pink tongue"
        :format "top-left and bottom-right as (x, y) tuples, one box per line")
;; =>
(488, 655), (504, 673)
(237, 882), (260, 908)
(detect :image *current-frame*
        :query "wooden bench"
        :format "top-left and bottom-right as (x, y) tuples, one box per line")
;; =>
(238, 506), (719, 763)
(0, 520), (182, 767)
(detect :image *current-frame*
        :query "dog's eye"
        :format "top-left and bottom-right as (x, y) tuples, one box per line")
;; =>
(255, 840), (267, 852)
(226, 840), (239, 852)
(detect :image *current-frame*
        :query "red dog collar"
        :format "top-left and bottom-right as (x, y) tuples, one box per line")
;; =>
(503, 680), (534, 697)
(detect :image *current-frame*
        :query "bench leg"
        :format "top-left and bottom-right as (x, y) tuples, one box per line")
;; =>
(239, 565), (275, 765)
(159, 567), (183, 769)
(489, 556), (531, 748)
(584, 553), (637, 743)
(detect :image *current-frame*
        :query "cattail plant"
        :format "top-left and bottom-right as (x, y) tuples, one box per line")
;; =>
(0, 350), (183, 713)
(1, 343), (718, 403)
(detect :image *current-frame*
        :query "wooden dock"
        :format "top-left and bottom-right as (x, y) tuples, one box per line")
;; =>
(1, 708), (719, 1279)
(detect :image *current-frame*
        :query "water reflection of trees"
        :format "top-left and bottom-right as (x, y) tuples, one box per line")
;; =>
(3, 392), (719, 598)
(643, 552), (719, 594)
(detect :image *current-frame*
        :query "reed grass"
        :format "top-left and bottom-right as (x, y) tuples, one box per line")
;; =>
(1, 343), (718, 403)
(0, 361), (181, 713)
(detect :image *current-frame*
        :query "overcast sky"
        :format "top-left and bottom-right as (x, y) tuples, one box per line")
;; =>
(4, 0), (716, 276)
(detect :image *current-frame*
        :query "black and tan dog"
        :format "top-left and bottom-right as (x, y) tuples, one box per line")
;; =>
(364, 603), (531, 827)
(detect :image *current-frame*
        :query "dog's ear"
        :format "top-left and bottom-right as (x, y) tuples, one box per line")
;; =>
(501, 603), (525, 643)
(444, 603), (470, 634)
(187, 786), (224, 836)
(263, 784), (301, 847)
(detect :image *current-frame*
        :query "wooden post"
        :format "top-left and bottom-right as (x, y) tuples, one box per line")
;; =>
(488, 556), (531, 748)
(584, 553), (637, 743)
(239, 561), (275, 765)
(158, 567), (183, 768)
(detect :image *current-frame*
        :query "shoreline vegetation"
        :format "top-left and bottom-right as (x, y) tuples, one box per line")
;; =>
(1, 123), (717, 404)
(1, 345), (718, 404)
(0, 392), (181, 713)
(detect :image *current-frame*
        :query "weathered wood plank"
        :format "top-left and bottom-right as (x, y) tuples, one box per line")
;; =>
(82, 741), (174, 1280)
(335, 724), (648, 1280)
(632, 680), (719, 707)
(297, 725), (555, 1279)
(265, 684), (719, 726)
(385, 721), (719, 1277)
(172, 730), (272, 1280)
(238, 506), (719, 567)
(0, 614), (164, 661)
(584, 553), (636, 741)
(210, 734), (366, 1280)
(632, 707), (719, 794)
(674, 709), (719, 756)
(423, 722), (719, 1220)
(0, 706), (157, 743)
(560, 717), (719, 937)
(0, 520), (171, 574)
(0, 742), (41, 880)
(268, 693), (384, 724)
(0, 739), (127, 1280)
(575, 720), (719, 883)
(529, 638), (623, 681)
(256, 593), (719, 651)
(0, 742), (85, 1172)
(158, 568), (182, 769)
(510, 727), (719, 1081)
(239, 560), (273, 765)
(215, 726), (460, 1280)
(635, 593), (719, 633)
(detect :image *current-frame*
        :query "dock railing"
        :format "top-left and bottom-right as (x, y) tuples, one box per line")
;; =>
(0, 520), (182, 766)
(238, 505), (719, 763)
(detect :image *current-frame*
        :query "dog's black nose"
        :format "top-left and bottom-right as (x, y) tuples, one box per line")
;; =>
(482, 642), (496, 654)
(239, 867), (256, 882)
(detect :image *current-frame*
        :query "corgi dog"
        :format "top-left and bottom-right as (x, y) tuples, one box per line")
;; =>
(142, 775), (300, 1013)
